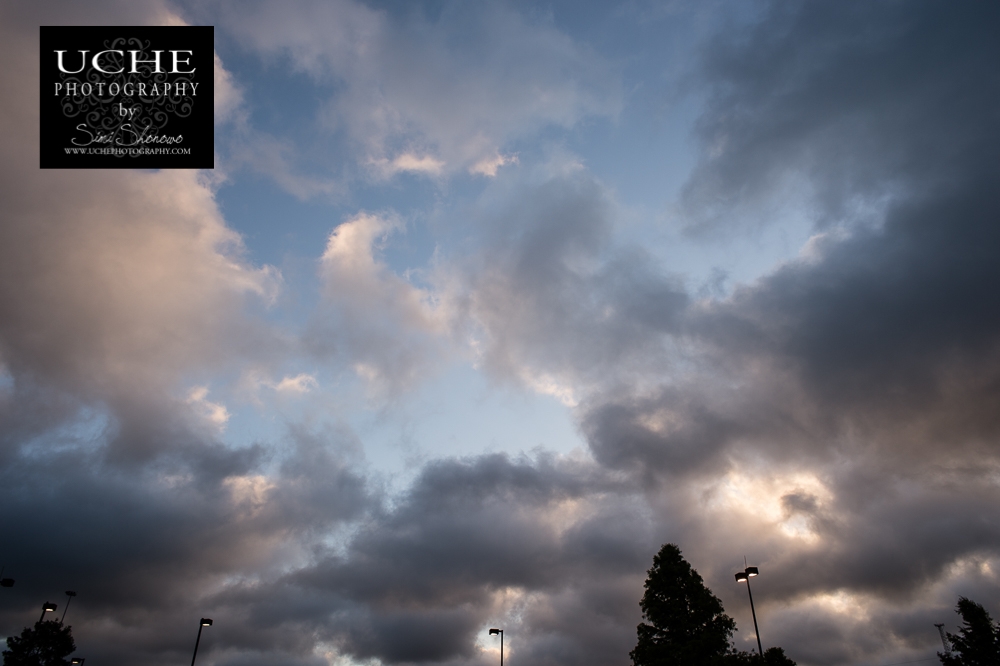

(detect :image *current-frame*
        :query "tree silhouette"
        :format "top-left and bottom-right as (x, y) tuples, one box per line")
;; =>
(630, 544), (795, 666)
(630, 543), (736, 666)
(938, 597), (1000, 666)
(725, 646), (797, 665)
(2, 620), (75, 666)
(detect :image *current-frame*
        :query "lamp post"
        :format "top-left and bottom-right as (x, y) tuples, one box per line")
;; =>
(61, 591), (77, 623)
(39, 602), (57, 623)
(489, 628), (504, 666)
(191, 617), (213, 666)
(735, 565), (763, 658)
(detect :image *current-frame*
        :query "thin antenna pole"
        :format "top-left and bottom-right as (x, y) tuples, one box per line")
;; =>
(935, 623), (950, 655)
(61, 592), (77, 624)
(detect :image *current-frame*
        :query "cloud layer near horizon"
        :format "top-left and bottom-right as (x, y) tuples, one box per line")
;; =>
(2, 2), (999, 666)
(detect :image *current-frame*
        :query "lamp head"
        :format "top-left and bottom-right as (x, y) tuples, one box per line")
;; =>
(735, 572), (748, 583)
(43, 603), (57, 612)
(200, 618), (213, 626)
(489, 628), (500, 635)
(71, 659), (85, 665)
(65, 590), (77, 597)
(0, 578), (13, 588)
(745, 566), (759, 577)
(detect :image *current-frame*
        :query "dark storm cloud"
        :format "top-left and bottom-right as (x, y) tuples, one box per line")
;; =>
(583, 182), (1000, 476)
(0, 5), (324, 660)
(679, 1), (1000, 435)
(580, 0), (1000, 471)
(581, 388), (744, 477)
(698, 188), (1000, 447)
(232, 453), (654, 666)
(572, 2), (1000, 661)
(683, 1), (1000, 231)
(727, 471), (1000, 603)
(0, 423), (370, 665)
(307, 453), (634, 599)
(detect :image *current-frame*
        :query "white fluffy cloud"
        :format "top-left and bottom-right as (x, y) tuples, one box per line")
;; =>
(309, 212), (449, 394)
(1, 22), (278, 423)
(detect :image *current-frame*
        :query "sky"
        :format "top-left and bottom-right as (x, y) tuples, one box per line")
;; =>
(1, 1), (999, 665)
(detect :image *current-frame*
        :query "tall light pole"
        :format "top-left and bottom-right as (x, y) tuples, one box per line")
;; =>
(489, 628), (504, 666)
(61, 591), (77, 623)
(191, 617), (213, 666)
(39, 602), (57, 623)
(735, 564), (763, 658)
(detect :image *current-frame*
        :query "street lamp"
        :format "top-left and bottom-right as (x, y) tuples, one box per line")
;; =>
(191, 617), (213, 666)
(489, 628), (504, 666)
(61, 591), (77, 623)
(39, 602), (58, 623)
(735, 564), (763, 658)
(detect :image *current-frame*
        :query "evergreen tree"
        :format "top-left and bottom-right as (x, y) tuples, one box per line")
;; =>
(630, 543), (737, 666)
(630, 544), (796, 666)
(760, 647), (796, 665)
(724, 646), (797, 665)
(2, 620), (76, 666)
(939, 597), (1000, 666)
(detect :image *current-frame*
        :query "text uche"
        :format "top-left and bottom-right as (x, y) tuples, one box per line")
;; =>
(55, 49), (196, 75)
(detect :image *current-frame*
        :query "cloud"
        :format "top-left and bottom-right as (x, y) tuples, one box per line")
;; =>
(3, 1), (1000, 666)
(308, 212), (449, 395)
(563, 2), (1000, 661)
(218, 0), (620, 183)
(681, 1), (1000, 234)
(370, 152), (447, 179)
(382, 3), (1000, 663)
(0, 4), (283, 469)
(214, 51), (244, 124)
(0, 422), (370, 666)
(439, 166), (689, 399)
(469, 153), (518, 178)
(0, 8), (366, 663)
(258, 452), (651, 666)
(186, 386), (231, 431)
(274, 373), (320, 394)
